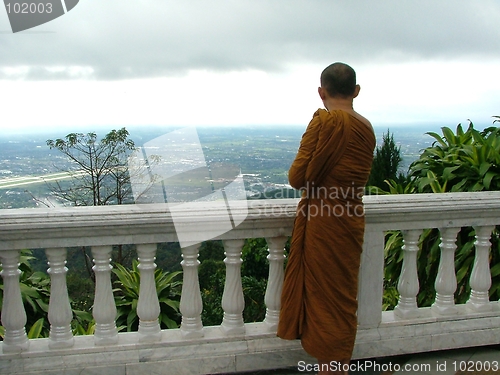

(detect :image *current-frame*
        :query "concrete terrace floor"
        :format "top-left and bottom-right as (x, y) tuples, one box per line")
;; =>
(221, 344), (500, 375)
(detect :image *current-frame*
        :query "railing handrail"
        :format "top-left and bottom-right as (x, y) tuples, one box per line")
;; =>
(1, 192), (500, 251)
(365, 191), (500, 228)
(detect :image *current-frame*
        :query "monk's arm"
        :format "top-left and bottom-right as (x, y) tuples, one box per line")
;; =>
(288, 113), (321, 189)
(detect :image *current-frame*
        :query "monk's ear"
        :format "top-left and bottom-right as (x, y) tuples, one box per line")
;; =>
(353, 84), (361, 98)
(318, 86), (327, 100)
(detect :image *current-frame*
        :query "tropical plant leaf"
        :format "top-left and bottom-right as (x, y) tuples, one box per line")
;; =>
(27, 318), (45, 339)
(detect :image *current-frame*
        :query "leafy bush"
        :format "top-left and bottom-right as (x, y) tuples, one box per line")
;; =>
(112, 261), (182, 332)
(379, 120), (500, 310)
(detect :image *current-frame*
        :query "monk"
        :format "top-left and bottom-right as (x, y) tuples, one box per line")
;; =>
(277, 62), (376, 375)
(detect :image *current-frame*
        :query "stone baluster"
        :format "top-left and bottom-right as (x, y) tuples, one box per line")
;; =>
(91, 245), (118, 345)
(431, 227), (459, 315)
(394, 230), (422, 319)
(220, 239), (245, 335)
(180, 243), (204, 338)
(467, 226), (494, 312)
(46, 247), (74, 349)
(263, 236), (287, 332)
(136, 243), (162, 342)
(0, 250), (29, 353)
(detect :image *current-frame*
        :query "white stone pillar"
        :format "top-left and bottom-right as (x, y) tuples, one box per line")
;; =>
(0, 250), (29, 353)
(357, 228), (385, 328)
(220, 239), (245, 335)
(431, 227), (459, 315)
(180, 243), (204, 338)
(394, 229), (422, 319)
(263, 236), (287, 332)
(91, 245), (118, 345)
(136, 243), (162, 342)
(467, 226), (494, 312)
(46, 247), (74, 349)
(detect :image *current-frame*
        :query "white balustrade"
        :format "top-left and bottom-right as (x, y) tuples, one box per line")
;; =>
(46, 247), (74, 349)
(180, 243), (204, 338)
(431, 227), (460, 315)
(394, 229), (423, 319)
(91, 245), (118, 345)
(220, 239), (245, 335)
(263, 236), (287, 331)
(136, 243), (162, 342)
(467, 225), (495, 312)
(0, 250), (29, 353)
(0, 193), (500, 375)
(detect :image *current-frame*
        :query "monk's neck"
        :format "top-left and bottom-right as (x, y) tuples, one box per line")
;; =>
(323, 97), (355, 113)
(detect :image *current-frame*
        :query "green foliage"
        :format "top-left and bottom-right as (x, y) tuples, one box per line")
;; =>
(112, 261), (182, 332)
(72, 311), (95, 336)
(198, 241), (225, 263)
(0, 249), (95, 339)
(241, 238), (269, 280)
(368, 130), (405, 190)
(381, 120), (500, 310)
(67, 269), (94, 311)
(409, 122), (500, 193)
(242, 276), (267, 322)
(241, 239), (270, 322)
(199, 258), (225, 326)
(198, 241), (225, 326)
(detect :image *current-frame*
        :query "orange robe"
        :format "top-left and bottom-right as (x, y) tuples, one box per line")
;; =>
(277, 108), (375, 361)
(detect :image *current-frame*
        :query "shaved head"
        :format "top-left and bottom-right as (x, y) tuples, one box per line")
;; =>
(320, 62), (357, 98)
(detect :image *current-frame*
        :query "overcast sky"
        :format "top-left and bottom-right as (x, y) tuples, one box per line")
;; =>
(1, 0), (499, 134)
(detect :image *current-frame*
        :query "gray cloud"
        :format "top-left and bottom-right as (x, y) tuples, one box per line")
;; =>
(1, 0), (499, 80)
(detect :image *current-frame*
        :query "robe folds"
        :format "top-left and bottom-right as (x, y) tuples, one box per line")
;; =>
(277, 108), (376, 361)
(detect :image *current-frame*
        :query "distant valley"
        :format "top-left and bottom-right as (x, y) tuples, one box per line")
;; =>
(0, 124), (453, 208)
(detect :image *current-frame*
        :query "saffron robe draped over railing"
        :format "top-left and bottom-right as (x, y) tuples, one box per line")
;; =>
(277, 108), (376, 361)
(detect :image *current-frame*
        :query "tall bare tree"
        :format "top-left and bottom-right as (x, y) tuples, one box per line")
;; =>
(46, 128), (136, 206)
(46, 128), (138, 269)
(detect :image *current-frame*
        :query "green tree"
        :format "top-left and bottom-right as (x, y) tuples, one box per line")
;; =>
(46, 128), (143, 275)
(367, 130), (404, 191)
(46, 128), (136, 207)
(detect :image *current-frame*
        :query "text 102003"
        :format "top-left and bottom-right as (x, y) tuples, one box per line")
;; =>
(453, 361), (499, 372)
(5, 2), (53, 14)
